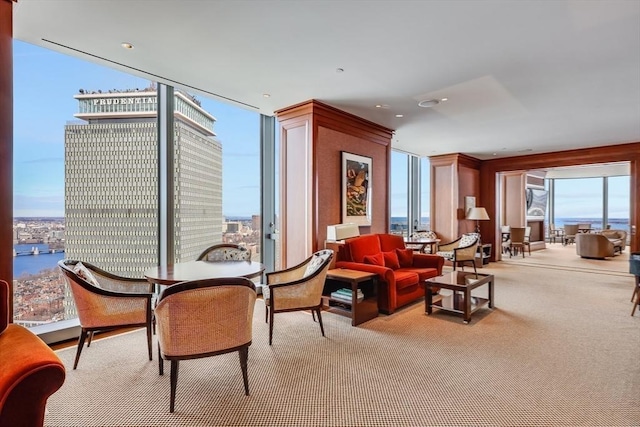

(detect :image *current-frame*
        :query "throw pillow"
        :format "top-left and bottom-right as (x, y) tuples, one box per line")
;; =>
(363, 252), (384, 266)
(382, 250), (400, 270)
(73, 262), (101, 288)
(395, 248), (414, 268)
(459, 233), (477, 247)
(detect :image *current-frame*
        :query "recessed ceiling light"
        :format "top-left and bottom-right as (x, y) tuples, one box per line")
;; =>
(121, 42), (134, 49)
(418, 99), (440, 108)
(376, 104), (382, 108)
(263, 93), (271, 98)
(336, 68), (344, 73)
(375, 104), (390, 109)
(441, 98), (448, 102)
(395, 114), (404, 118)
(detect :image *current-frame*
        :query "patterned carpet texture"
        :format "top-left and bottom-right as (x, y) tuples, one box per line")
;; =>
(46, 258), (640, 426)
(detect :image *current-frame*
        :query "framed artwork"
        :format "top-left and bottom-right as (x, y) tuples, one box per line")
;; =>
(465, 196), (476, 218)
(342, 151), (372, 226)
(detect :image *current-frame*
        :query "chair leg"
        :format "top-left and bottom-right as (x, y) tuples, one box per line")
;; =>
(73, 328), (89, 370)
(521, 246), (525, 258)
(147, 322), (153, 361)
(158, 343), (164, 376)
(170, 360), (179, 413)
(239, 346), (249, 395)
(471, 260), (477, 275)
(268, 306), (275, 345)
(312, 309), (316, 322)
(265, 306), (268, 323)
(315, 308), (325, 337)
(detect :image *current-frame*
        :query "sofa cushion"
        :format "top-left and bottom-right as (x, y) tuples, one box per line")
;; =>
(378, 233), (405, 252)
(398, 267), (438, 282)
(395, 248), (414, 268)
(348, 234), (382, 263)
(382, 251), (400, 269)
(393, 271), (420, 290)
(363, 252), (384, 266)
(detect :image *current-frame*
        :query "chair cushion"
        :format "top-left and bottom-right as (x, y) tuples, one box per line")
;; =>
(73, 262), (100, 288)
(459, 234), (477, 247)
(393, 271), (420, 290)
(382, 251), (400, 270)
(303, 252), (328, 278)
(363, 252), (384, 266)
(395, 248), (414, 268)
(399, 267), (438, 281)
(435, 251), (454, 260)
(347, 234), (382, 263)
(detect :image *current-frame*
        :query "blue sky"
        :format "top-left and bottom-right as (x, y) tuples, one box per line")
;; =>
(14, 40), (630, 221)
(13, 40), (260, 218)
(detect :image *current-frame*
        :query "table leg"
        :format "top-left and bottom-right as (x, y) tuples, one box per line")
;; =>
(463, 289), (471, 324)
(425, 286), (433, 315)
(488, 277), (494, 308)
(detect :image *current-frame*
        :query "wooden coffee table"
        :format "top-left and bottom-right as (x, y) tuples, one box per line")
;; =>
(423, 271), (494, 323)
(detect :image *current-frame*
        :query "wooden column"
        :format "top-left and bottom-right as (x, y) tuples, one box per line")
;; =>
(276, 100), (392, 268)
(0, 0), (14, 315)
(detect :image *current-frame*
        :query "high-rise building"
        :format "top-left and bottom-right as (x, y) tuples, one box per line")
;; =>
(64, 86), (222, 278)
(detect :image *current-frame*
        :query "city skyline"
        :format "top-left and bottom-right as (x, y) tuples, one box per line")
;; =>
(13, 40), (260, 218)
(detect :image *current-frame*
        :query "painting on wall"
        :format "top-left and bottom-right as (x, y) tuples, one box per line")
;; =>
(342, 151), (372, 226)
(464, 196), (476, 218)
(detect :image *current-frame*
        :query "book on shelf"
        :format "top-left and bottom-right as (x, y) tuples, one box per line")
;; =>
(330, 289), (364, 303)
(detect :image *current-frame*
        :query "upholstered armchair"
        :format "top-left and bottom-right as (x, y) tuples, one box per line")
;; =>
(0, 280), (66, 427)
(263, 249), (333, 345)
(197, 243), (252, 261)
(155, 277), (257, 413)
(563, 224), (579, 245)
(58, 259), (154, 369)
(436, 233), (479, 273)
(407, 230), (438, 253)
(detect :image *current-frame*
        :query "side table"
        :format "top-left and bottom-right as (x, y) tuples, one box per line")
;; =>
(323, 269), (378, 326)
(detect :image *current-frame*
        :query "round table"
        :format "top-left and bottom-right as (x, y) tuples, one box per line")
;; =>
(144, 260), (265, 285)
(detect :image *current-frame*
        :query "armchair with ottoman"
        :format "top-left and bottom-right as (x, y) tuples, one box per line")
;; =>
(599, 229), (627, 254)
(335, 234), (444, 314)
(576, 233), (619, 259)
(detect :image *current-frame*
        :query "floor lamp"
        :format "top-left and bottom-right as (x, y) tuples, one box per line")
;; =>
(467, 207), (490, 244)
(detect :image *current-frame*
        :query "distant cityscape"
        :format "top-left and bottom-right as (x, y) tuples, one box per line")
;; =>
(12, 216), (262, 327)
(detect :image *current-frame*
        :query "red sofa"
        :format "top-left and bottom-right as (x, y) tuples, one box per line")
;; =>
(335, 234), (444, 314)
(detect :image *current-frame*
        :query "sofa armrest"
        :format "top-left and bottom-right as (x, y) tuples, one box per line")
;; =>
(0, 324), (66, 427)
(411, 254), (445, 274)
(335, 261), (392, 280)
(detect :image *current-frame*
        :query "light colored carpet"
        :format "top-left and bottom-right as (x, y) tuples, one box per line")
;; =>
(45, 259), (640, 426)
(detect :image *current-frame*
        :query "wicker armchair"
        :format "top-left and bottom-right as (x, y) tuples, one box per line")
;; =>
(58, 260), (154, 369)
(435, 233), (479, 273)
(155, 278), (257, 413)
(263, 249), (333, 345)
(197, 243), (251, 261)
(407, 230), (438, 253)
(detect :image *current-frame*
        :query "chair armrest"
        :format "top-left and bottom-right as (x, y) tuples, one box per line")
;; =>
(411, 254), (445, 274)
(334, 261), (391, 278)
(437, 241), (458, 251)
(0, 324), (65, 427)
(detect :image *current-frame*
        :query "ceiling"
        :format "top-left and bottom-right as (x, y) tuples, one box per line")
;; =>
(12, 0), (640, 160)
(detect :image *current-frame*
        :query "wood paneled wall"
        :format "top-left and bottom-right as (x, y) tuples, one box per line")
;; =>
(480, 142), (640, 257)
(276, 100), (392, 267)
(1, 0), (13, 316)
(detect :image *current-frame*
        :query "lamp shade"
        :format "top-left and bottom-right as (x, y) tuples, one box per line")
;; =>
(467, 207), (490, 221)
(327, 223), (360, 241)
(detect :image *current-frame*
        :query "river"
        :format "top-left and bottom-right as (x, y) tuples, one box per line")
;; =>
(13, 243), (65, 277)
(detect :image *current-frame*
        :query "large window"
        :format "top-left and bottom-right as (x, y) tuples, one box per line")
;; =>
(554, 178), (604, 230)
(389, 150), (430, 236)
(13, 40), (272, 331)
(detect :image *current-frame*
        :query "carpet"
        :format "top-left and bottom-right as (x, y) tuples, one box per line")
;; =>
(45, 261), (640, 426)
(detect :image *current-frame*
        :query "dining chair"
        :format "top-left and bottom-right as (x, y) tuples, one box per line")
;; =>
(506, 227), (526, 258)
(197, 243), (251, 261)
(263, 249), (333, 345)
(58, 259), (154, 369)
(548, 223), (564, 243)
(435, 233), (479, 273)
(407, 230), (438, 253)
(155, 277), (256, 413)
(563, 224), (579, 245)
(501, 225), (511, 254)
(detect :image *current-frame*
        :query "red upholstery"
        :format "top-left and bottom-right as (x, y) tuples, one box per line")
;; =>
(0, 280), (66, 427)
(336, 234), (445, 314)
